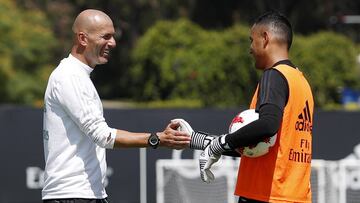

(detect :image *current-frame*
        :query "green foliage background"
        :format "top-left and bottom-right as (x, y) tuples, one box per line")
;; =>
(1, 0), (360, 109)
(0, 0), (56, 105)
(131, 19), (360, 108)
(130, 19), (258, 107)
(292, 32), (360, 108)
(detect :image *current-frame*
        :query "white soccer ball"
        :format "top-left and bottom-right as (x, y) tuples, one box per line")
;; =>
(228, 109), (277, 158)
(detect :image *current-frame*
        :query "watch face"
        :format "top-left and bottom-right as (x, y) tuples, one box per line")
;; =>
(150, 137), (158, 145)
(149, 134), (159, 146)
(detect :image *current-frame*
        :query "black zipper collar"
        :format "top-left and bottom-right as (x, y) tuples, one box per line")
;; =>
(271, 59), (296, 69)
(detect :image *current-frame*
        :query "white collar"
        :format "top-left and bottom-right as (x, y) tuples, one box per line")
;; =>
(68, 54), (93, 75)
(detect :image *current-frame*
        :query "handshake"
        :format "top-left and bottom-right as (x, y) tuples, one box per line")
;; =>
(172, 118), (231, 183)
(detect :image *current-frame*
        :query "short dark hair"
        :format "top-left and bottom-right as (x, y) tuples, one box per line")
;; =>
(254, 11), (293, 50)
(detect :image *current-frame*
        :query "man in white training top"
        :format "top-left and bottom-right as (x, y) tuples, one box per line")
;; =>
(42, 9), (190, 203)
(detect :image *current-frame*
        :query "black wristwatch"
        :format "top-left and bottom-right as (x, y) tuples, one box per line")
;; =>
(148, 133), (160, 149)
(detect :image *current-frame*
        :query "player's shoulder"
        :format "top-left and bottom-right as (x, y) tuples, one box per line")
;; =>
(259, 68), (288, 92)
(261, 68), (284, 81)
(48, 67), (83, 93)
(53, 57), (84, 77)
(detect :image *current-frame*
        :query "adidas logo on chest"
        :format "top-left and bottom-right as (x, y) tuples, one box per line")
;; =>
(295, 100), (313, 132)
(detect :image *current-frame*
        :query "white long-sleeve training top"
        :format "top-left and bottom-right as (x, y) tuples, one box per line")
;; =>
(42, 54), (117, 200)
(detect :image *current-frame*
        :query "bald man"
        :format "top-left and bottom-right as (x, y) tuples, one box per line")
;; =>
(71, 9), (116, 68)
(42, 9), (190, 203)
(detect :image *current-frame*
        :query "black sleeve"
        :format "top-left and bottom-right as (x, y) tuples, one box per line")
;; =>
(224, 69), (288, 150)
(222, 150), (241, 157)
(256, 68), (288, 111)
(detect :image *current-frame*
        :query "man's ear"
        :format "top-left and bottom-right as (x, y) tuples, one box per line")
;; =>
(77, 32), (88, 46)
(262, 31), (269, 49)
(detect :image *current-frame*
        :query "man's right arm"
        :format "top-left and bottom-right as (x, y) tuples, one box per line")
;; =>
(55, 75), (190, 150)
(112, 121), (190, 149)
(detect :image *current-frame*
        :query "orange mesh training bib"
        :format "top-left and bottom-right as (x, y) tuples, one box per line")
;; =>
(235, 65), (314, 203)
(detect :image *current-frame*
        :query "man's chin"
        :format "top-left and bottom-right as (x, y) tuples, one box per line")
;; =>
(98, 57), (109, 65)
(254, 62), (265, 70)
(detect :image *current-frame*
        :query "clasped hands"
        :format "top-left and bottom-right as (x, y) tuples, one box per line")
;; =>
(171, 118), (229, 183)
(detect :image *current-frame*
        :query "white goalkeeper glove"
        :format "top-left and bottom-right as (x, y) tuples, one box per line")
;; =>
(172, 118), (214, 150)
(199, 134), (231, 183)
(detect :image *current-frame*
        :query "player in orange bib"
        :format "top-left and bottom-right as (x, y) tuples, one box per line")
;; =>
(186, 11), (314, 203)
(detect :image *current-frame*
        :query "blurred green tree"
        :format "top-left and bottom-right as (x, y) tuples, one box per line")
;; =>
(291, 32), (360, 108)
(131, 19), (360, 108)
(8, 0), (360, 108)
(0, 0), (56, 105)
(131, 19), (258, 107)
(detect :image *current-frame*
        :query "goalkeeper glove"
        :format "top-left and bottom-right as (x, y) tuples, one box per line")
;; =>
(199, 134), (231, 183)
(172, 118), (214, 150)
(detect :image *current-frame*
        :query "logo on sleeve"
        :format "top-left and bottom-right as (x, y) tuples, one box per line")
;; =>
(107, 133), (112, 142)
(295, 100), (313, 132)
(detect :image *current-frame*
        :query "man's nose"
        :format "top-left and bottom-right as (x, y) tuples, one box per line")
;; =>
(109, 37), (116, 48)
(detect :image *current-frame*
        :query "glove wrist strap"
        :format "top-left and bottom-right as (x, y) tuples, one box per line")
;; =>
(190, 131), (214, 150)
(209, 134), (231, 155)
